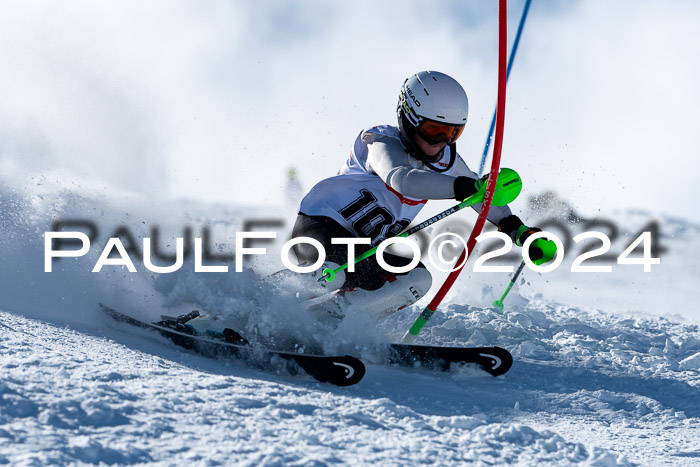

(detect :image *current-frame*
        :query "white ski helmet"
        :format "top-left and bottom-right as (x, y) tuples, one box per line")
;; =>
(397, 71), (468, 163)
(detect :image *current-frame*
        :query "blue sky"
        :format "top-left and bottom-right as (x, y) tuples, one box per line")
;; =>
(1, 0), (699, 221)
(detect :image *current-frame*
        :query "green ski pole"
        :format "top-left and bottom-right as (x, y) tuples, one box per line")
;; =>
(492, 259), (526, 310)
(320, 168), (522, 282)
(492, 236), (558, 309)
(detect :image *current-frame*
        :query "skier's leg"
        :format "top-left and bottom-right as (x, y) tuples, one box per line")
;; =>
(289, 214), (351, 301)
(298, 234), (433, 320)
(339, 252), (433, 320)
(304, 264), (432, 321)
(291, 213), (433, 320)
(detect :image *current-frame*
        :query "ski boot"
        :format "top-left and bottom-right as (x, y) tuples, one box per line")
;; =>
(303, 267), (433, 321)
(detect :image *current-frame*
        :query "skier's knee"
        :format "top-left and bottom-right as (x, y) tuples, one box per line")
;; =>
(294, 261), (346, 301)
(406, 266), (432, 302)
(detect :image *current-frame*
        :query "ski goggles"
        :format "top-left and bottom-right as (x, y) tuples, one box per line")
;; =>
(416, 119), (465, 145)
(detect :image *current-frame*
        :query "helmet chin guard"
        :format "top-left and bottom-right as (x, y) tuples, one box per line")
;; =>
(397, 71), (468, 171)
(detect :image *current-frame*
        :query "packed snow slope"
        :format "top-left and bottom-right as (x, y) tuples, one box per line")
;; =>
(1, 181), (699, 465)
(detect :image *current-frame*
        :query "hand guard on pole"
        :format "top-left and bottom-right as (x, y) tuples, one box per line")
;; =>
(499, 216), (558, 265)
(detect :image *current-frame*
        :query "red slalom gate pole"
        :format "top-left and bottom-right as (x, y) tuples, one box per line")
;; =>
(402, 0), (509, 343)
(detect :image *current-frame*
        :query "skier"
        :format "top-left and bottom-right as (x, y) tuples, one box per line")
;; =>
(123, 71), (530, 376)
(293, 71), (556, 321)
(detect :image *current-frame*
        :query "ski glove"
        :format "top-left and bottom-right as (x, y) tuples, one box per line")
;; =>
(453, 175), (488, 202)
(514, 225), (558, 265)
(498, 215), (557, 265)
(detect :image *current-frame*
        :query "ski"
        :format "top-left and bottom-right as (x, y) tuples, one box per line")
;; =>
(387, 343), (512, 376)
(100, 304), (365, 387)
(101, 304), (512, 382)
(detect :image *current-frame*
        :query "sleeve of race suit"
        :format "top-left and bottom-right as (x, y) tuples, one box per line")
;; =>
(367, 136), (458, 199)
(367, 135), (512, 226)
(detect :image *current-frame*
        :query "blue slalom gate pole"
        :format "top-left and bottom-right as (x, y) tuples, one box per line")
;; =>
(478, 0), (532, 176)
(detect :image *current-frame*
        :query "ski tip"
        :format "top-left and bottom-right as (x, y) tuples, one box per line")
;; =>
(388, 343), (513, 377)
(479, 347), (513, 376)
(332, 356), (366, 386)
(292, 354), (365, 386)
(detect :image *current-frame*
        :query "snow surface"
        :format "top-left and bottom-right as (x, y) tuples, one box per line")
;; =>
(1, 180), (700, 465)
